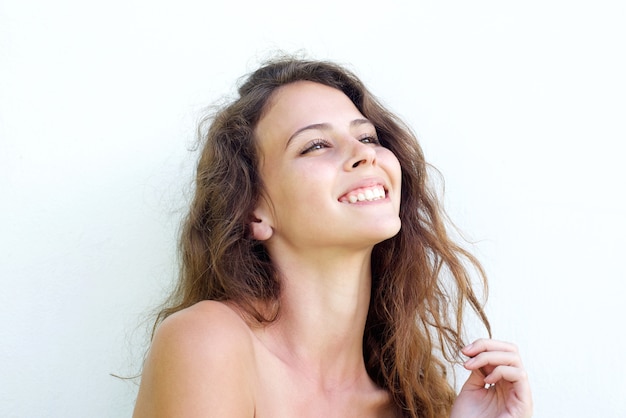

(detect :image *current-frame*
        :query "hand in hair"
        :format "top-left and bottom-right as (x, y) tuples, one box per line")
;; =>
(450, 339), (533, 418)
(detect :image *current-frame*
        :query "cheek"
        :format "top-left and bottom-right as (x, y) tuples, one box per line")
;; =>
(266, 163), (322, 211)
(380, 149), (402, 178)
(379, 149), (402, 205)
(279, 161), (337, 210)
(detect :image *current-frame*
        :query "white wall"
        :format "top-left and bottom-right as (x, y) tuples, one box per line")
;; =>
(1, 0), (624, 416)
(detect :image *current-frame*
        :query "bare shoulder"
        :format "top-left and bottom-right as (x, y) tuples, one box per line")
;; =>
(160, 299), (255, 341)
(155, 300), (255, 356)
(133, 301), (256, 418)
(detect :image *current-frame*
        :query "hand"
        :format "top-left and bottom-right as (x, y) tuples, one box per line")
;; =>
(450, 339), (533, 418)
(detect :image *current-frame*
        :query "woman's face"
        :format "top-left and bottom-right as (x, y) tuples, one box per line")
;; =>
(252, 81), (402, 254)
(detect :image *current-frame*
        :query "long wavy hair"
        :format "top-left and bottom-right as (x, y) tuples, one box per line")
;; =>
(154, 57), (490, 418)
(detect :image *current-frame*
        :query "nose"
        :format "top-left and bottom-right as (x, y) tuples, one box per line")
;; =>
(344, 139), (377, 170)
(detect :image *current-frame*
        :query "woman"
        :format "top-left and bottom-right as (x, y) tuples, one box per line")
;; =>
(133, 57), (533, 417)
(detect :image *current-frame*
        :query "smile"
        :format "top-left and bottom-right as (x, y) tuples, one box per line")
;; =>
(339, 185), (386, 204)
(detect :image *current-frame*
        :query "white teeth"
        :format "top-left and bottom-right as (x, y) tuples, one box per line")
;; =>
(344, 186), (386, 203)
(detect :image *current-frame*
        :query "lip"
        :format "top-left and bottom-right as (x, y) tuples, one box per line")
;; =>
(338, 177), (389, 203)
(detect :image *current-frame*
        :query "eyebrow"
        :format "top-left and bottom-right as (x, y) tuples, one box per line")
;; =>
(286, 118), (374, 148)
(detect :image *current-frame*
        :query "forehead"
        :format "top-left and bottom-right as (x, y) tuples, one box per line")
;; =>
(256, 81), (365, 140)
(265, 80), (356, 111)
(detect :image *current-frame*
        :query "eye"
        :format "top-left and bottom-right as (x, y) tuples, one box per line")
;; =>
(359, 135), (380, 145)
(300, 139), (331, 154)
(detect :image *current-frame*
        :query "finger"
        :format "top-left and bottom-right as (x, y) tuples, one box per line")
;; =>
(462, 338), (520, 357)
(485, 366), (534, 414)
(483, 365), (527, 384)
(461, 367), (495, 390)
(464, 350), (522, 372)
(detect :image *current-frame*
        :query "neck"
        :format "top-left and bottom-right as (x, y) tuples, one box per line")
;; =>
(261, 247), (374, 390)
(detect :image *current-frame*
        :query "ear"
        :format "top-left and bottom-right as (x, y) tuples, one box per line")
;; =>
(249, 202), (274, 241)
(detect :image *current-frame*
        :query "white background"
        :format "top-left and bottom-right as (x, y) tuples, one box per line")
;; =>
(1, 0), (625, 416)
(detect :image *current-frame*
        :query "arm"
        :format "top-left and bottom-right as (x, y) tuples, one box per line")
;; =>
(133, 302), (256, 418)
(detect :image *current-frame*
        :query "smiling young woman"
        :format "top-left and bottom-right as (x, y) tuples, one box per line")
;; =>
(132, 57), (533, 418)
(252, 81), (402, 253)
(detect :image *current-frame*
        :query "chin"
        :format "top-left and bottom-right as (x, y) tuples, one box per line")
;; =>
(368, 220), (402, 244)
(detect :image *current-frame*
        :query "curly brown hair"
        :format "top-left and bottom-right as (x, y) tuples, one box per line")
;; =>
(154, 56), (491, 418)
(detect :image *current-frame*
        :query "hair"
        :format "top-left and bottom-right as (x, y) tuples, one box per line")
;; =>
(153, 56), (490, 418)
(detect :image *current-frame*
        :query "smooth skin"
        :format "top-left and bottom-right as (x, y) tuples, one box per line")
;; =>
(133, 82), (532, 417)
